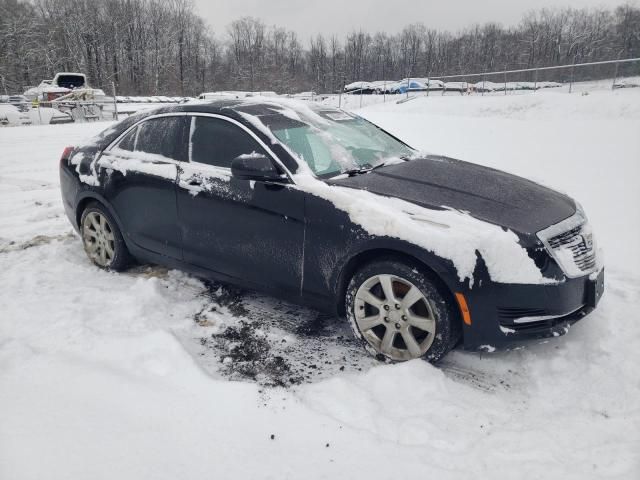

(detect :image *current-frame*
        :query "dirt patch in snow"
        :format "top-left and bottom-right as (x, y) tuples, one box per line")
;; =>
(0, 232), (75, 254)
(191, 281), (377, 387)
(185, 280), (522, 392)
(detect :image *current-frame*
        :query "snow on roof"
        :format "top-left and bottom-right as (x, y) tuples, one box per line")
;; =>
(344, 82), (374, 91)
(52, 72), (86, 78)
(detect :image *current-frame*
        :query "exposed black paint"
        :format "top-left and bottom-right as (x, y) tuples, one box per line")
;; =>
(330, 156), (576, 234)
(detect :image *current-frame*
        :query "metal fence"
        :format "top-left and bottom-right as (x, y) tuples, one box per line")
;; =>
(332, 57), (640, 108)
(428, 58), (640, 94)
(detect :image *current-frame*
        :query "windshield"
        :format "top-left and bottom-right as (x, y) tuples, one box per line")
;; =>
(269, 111), (413, 178)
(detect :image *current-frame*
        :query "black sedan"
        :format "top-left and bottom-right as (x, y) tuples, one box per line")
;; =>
(59, 99), (604, 362)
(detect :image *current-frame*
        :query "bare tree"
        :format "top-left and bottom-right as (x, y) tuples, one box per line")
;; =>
(1, 0), (638, 95)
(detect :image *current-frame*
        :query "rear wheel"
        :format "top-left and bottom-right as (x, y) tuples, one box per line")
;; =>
(80, 202), (131, 271)
(345, 258), (459, 363)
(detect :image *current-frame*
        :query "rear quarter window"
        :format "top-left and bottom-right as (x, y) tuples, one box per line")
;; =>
(115, 128), (137, 152)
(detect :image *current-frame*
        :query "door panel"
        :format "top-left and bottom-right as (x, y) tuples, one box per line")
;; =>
(176, 115), (304, 294)
(99, 151), (181, 257)
(177, 162), (305, 294)
(97, 115), (186, 259)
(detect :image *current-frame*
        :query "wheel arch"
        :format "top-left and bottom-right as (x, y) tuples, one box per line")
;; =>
(75, 192), (125, 235)
(334, 246), (462, 320)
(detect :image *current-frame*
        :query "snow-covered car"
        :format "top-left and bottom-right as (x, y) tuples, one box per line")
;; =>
(474, 80), (500, 92)
(344, 82), (376, 94)
(443, 81), (470, 93)
(406, 78), (445, 91)
(0, 104), (31, 125)
(386, 79), (428, 94)
(6, 95), (30, 112)
(59, 99), (604, 362)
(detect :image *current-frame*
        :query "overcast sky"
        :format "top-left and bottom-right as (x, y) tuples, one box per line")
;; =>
(194, 0), (626, 40)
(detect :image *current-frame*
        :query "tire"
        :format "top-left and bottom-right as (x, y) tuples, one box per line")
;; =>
(80, 201), (131, 271)
(345, 257), (460, 363)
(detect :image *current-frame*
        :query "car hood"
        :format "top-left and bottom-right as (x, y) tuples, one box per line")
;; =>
(328, 156), (575, 235)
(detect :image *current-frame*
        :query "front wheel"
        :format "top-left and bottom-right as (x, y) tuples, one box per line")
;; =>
(345, 259), (459, 363)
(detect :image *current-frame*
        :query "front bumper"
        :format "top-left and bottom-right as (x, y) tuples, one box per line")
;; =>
(461, 268), (604, 350)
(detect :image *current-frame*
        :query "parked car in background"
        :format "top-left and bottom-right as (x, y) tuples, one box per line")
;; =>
(0, 103), (31, 125)
(6, 95), (30, 112)
(388, 79), (428, 94)
(344, 81), (376, 94)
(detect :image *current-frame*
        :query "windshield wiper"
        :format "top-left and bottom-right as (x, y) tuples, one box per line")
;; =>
(341, 157), (409, 177)
(342, 165), (373, 177)
(369, 161), (391, 172)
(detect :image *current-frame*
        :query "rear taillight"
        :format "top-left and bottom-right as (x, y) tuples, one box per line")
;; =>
(60, 146), (75, 165)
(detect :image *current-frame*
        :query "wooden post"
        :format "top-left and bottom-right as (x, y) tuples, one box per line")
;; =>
(112, 82), (119, 121)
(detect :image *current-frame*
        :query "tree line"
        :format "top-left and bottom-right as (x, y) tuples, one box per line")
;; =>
(1, 0), (639, 96)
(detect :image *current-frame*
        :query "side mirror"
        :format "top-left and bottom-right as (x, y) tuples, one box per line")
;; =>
(231, 153), (286, 182)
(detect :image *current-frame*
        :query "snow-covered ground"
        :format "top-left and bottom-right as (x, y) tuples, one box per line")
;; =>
(1, 88), (639, 479)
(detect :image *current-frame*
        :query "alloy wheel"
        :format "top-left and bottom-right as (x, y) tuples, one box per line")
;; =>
(82, 211), (116, 267)
(353, 274), (436, 361)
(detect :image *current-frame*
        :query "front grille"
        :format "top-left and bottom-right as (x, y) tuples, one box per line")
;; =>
(547, 225), (597, 273)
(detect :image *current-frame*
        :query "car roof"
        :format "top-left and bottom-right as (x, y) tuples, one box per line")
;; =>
(133, 97), (344, 136)
(89, 98), (341, 175)
(157, 97), (334, 117)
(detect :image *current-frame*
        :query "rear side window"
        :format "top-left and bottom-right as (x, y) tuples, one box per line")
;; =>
(190, 116), (269, 168)
(135, 116), (186, 161)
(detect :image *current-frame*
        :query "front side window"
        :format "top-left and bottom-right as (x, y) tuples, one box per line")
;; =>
(189, 116), (269, 168)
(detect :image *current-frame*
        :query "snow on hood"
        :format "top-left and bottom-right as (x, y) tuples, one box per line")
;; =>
(294, 175), (551, 285)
